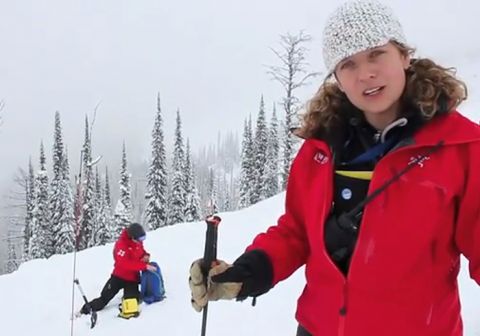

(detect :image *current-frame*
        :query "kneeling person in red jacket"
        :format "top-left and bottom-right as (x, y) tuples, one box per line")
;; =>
(80, 223), (156, 318)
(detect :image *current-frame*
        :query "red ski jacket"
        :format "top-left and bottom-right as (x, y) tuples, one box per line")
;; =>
(248, 111), (480, 336)
(112, 229), (149, 282)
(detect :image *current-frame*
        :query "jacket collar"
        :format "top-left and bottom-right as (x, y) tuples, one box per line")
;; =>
(309, 110), (480, 153)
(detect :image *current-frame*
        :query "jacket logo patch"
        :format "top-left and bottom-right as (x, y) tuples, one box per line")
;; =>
(314, 151), (329, 165)
(409, 155), (430, 168)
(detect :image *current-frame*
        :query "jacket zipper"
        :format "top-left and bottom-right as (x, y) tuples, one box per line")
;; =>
(333, 142), (415, 336)
(320, 140), (443, 336)
(338, 281), (348, 336)
(320, 149), (350, 336)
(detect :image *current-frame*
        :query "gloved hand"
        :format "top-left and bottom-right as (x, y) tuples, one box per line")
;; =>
(146, 264), (157, 272)
(188, 250), (274, 312)
(189, 259), (242, 312)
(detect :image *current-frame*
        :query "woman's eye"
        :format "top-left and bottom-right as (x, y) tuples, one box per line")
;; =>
(340, 61), (354, 70)
(370, 50), (385, 58)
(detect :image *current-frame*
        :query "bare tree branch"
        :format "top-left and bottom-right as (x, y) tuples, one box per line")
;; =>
(89, 100), (102, 136)
(292, 72), (322, 90)
(266, 31), (321, 105)
(265, 31), (321, 189)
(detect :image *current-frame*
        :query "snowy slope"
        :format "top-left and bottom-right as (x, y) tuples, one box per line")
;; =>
(0, 193), (479, 336)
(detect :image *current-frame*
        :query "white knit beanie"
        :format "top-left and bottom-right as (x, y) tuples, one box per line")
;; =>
(322, 0), (408, 74)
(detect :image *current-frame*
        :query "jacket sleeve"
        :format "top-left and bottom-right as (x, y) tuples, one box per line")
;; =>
(114, 243), (148, 272)
(246, 143), (311, 285)
(455, 141), (480, 285)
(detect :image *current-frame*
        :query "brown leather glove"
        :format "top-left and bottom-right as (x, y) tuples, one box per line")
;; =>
(189, 259), (242, 312)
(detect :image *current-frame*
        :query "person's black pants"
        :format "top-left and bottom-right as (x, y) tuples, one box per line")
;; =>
(297, 325), (312, 336)
(81, 275), (139, 314)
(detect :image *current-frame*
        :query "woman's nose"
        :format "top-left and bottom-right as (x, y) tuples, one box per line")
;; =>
(357, 63), (377, 82)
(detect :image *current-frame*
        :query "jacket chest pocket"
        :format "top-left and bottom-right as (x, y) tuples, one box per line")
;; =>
(381, 178), (453, 239)
(365, 177), (457, 279)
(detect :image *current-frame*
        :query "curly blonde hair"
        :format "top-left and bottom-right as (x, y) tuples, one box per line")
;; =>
(298, 41), (468, 139)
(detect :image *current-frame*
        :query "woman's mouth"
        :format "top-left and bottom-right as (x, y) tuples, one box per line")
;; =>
(363, 86), (385, 96)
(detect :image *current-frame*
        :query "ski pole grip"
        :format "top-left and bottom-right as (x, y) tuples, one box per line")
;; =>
(201, 215), (221, 279)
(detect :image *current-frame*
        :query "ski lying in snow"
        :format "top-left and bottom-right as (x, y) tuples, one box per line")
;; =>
(73, 279), (98, 328)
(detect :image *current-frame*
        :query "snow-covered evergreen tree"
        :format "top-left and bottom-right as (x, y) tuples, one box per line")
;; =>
(223, 173), (236, 212)
(29, 142), (52, 259)
(6, 237), (19, 273)
(115, 143), (133, 235)
(105, 167), (115, 240)
(97, 167), (115, 243)
(251, 96), (268, 203)
(184, 140), (201, 222)
(104, 166), (112, 210)
(144, 94), (168, 230)
(238, 117), (255, 208)
(281, 105), (294, 190)
(95, 167), (102, 203)
(93, 168), (112, 245)
(49, 112), (75, 255)
(23, 158), (35, 260)
(217, 171), (230, 212)
(78, 116), (96, 249)
(263, 104), (280, 198)
(191, 131), (241, 214)
(49, 112), (64, 236)
(90, 168), (102, 245)
(55, 148), (75, 253)
(167, 110), (187, 225)
(206, 167), (219, 214)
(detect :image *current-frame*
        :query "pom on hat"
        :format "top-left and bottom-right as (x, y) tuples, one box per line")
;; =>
(322, 0), (407, 74)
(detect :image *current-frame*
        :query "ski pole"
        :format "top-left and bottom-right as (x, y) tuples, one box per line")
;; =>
(200, 215), (221, 336)
(70, 150), (84, 336)
(73, 279), (97, 329)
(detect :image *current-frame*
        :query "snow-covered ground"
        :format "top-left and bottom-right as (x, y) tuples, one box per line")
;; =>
(0, 193), (479, 336)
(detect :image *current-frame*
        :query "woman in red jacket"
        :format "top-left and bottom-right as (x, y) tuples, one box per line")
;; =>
(80, 223), (156, 316)
(189, 1), (480, 335)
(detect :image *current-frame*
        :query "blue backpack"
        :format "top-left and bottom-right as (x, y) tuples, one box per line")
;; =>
(141, 261), (166, 304)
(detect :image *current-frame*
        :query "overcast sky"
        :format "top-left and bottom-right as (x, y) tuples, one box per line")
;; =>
(0, 0), (479, 192)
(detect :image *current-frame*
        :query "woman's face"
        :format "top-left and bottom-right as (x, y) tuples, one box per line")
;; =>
(335, 42), (410, 120)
